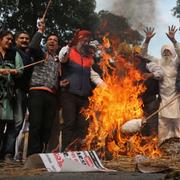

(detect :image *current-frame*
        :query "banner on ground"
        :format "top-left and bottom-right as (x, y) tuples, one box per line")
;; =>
(39, 151), (114, 172)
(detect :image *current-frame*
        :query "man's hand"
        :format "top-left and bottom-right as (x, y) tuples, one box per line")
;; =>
(9, 69), (18, 75)
(166, 25), (178, 44)
(0, 69), (9, 75)
(59, 45), (70, 63)
(141, 117), (147, 125)
(60, 79), (69, 87)
(144, 27), (156, 43)
(143, 72), (154, 80)
(37, 18), (45, 33)
(0, 69), (18, 75)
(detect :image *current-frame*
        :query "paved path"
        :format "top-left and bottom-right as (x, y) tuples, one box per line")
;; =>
(1, 171), (166, 180)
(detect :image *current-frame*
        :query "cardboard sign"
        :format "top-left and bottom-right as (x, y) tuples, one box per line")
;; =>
(39, 151), (114, 172)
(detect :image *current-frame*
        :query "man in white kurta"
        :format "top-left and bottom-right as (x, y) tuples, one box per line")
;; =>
(141, 26), (180, 146)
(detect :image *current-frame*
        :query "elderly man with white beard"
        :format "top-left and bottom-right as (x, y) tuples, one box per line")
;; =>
(141, 25), (180, 150)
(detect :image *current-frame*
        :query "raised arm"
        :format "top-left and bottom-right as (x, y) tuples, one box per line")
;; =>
(166, 25), (180, 59)
(28, 19), (46, 61)
(141, 27), (158, 62)
(29, 19), (45, 50)
(141, 27), (155, 55)
(90, 68), (106, 87)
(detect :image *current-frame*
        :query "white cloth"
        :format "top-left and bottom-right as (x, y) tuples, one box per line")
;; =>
(158, 44), (180, 118)
(89, 40), (100, 49)
(121, 118), (142, 134)
(90, 68), (106, 87)
(59, 45), (70, 62)
(144, 44), (180, 119)
(59, 45), (106, 87)
(158, 117), (180, 145)
(161, 44), (177, 59)
(158, 61), (180, 119)
(146, 62), (164, 80)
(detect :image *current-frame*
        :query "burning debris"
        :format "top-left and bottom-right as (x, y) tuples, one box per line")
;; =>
(80, 35), (162, 159)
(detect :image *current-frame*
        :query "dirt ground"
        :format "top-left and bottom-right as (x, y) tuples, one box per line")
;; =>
(0, 155), (180, 179)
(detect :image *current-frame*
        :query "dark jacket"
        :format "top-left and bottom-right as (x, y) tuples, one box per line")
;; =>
(29, 32), (60, 91)
(61, 48), (93, 96)
(134, 57), (159, 104)
(14, 48), (34, 91)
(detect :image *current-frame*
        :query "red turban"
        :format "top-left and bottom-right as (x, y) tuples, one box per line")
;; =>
(69, 29), (92, 47)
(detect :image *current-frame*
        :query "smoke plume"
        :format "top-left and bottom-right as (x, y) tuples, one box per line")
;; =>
(110, 0), (157, 31)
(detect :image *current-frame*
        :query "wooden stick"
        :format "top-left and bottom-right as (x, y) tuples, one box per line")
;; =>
(42, 0), (52, 20)
(16, 59), (45, 71)
(23, 132), (29, 160)
(143, 93), (180, 123)
(18, 0), (53, 72)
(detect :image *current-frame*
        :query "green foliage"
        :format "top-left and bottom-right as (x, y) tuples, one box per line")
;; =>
(0, 0), (98, 44)
(172, 0), (180, 18)
(0, 1), (143, 45)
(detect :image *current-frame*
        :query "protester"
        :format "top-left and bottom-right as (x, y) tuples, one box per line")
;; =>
(27, 19), (60, 156)
(14, 31), (32, 118)
(131, 47), (160, 136)
(0, 30), (23, 162)
(141, 26), (180, 148)
(59, 30), (105, 151)
(13, 31), (37, 160)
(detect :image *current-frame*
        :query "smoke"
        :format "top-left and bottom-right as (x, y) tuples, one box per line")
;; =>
(109, 0), (157, 31)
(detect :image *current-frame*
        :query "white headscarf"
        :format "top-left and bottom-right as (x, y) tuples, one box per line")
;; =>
(161, 44), (177, 60)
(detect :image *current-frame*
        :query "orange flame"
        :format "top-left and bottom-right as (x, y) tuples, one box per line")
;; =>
(82, 37), (161, 159)
(102, 33), (111, 49)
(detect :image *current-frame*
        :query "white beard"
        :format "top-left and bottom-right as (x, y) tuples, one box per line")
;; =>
(161, 55), (172, 66)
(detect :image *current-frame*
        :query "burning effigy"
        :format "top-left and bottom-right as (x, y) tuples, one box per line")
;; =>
(81, 35), (162, 159)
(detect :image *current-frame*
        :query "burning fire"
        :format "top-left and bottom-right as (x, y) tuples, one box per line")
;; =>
(82, 35), (161, 159)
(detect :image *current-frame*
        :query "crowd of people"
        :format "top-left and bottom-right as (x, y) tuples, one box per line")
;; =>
(0, 19), (105, 162)
(0, 18), (180, 164)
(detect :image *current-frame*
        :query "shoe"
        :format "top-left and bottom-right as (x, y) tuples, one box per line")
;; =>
(14, 152), (23, 162)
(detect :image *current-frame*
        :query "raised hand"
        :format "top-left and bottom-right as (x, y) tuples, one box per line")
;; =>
(9, 69), (18, 74)
(60, 79), (69, 87)
(143, 72), (154, 80)
(37, 18), (45, 33)
(144, 27), (156, 43)
(166, 25), (178, 43)
(0, 69), (9, 75)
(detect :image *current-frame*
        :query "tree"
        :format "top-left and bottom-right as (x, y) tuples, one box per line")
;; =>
(172, 0), (180, 19)
(0, 1), (143, 45)
(0, 0), (98, 44)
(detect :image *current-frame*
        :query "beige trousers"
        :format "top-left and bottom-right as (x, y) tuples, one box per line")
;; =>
(158, 117), (180, 145)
